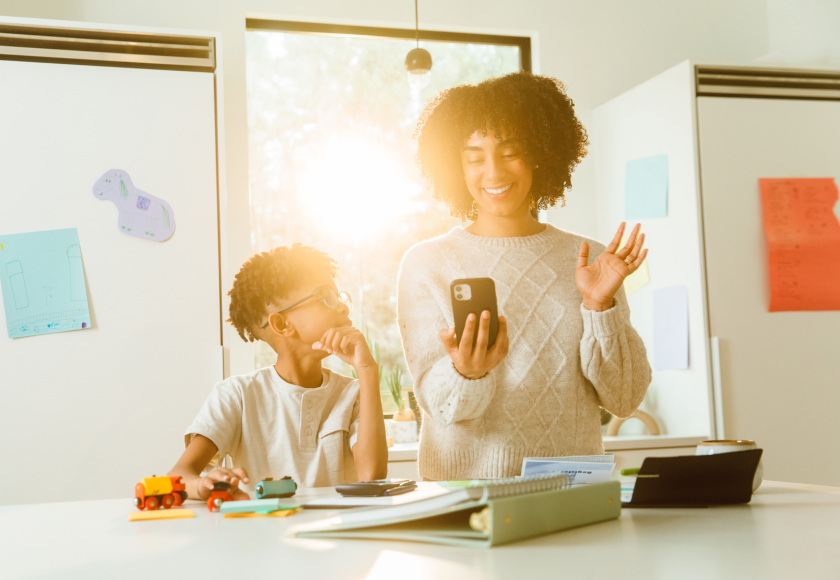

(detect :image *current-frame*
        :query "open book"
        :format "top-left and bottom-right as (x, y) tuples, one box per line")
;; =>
(288, 474), (620, 547)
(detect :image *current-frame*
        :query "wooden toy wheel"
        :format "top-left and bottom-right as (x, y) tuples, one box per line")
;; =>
(172, 492), (184, 507)
(144, 496), (159, 510)
(161, 494), (174, 509)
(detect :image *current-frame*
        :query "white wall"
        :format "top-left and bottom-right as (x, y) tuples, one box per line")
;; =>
(766, 0), (840, 67)
(0, 0), (771, 380)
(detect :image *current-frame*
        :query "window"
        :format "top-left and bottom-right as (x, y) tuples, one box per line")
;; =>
(245, 21), (528, 412)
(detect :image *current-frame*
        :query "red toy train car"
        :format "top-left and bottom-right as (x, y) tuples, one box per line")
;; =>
(134, 476), (187, 510)
(207, 481), (237, 512)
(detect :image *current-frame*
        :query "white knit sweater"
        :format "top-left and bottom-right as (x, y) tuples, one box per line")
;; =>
(397, 225), (652, 480)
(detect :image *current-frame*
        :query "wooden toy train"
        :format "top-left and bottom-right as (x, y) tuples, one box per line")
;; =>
(134, 474), (296, 512)
(255, 476), (297, 499)
(134, 475), (187, 510)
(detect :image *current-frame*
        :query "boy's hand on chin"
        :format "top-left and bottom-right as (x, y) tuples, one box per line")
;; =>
(313, 326), (377, 370)
(197, 467), (251, 501)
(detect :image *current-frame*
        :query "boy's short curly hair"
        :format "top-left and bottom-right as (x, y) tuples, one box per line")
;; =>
(227, 244), (338, 343)
(414, 71), (589, 221)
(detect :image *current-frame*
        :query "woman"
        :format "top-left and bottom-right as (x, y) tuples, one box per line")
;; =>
(397, 72), (651, 480)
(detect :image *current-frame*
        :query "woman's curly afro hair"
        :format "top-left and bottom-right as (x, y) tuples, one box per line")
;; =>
(414, 71), (588, 221)
(227, 243), (338, 343)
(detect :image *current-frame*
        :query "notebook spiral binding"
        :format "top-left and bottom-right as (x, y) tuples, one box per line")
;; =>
(478, 473), (571, 501)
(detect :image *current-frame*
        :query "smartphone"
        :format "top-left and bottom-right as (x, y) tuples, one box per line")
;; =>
(450, 277), (499, 349)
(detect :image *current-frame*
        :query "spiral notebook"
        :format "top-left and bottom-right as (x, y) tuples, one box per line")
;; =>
(287, 474), (621, 547)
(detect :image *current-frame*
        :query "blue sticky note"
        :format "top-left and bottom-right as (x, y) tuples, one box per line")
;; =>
(652, 285), (688, 370)
(0, 228), (91, 339)
(625, 154), (668, 219)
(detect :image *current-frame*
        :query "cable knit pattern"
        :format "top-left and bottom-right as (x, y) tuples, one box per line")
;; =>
(397, 225), (652, 480)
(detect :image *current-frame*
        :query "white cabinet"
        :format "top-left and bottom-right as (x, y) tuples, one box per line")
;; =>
(593, 61), (840, 486)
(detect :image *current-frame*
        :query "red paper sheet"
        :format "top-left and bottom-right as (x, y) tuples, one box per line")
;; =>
(759, 178), (840, 312)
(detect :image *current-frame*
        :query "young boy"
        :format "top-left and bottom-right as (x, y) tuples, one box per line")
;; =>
(168, 244), (388, 501)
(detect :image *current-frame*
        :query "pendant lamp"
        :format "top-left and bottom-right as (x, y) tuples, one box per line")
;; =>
(405, 0), (432, 90)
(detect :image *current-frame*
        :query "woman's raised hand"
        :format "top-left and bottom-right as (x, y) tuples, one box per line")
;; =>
(439, 312), (509, 380)
(575, 222), (649, 312)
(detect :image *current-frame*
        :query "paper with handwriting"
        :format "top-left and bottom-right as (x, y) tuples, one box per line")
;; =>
(759, 178), (840, 312)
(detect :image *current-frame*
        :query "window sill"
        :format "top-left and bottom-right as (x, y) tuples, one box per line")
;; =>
(388, 442), (419, 462)
(386, 434), (709, 463)
(602, 434), (708, 451)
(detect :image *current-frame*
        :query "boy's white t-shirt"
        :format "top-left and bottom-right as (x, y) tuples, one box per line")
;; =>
(185, 366), (360, 488)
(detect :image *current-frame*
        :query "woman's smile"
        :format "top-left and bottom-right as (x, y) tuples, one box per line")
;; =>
(483, 183), (513, 196)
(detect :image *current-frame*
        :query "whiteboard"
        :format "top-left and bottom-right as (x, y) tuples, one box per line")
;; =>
(697, 96), (840, 486)
(0, 60), (221, 504)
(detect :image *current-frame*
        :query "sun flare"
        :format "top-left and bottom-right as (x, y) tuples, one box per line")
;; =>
(297, 134), (421, 242)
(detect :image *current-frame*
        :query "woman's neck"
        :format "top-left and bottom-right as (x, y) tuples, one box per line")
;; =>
(466, 208), (546, 238)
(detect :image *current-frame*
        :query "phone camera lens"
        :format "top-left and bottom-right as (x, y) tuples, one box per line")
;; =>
(456, 294), (463, 300)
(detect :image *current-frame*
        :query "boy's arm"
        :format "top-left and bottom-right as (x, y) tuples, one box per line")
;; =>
(168, 434), (251, 501)
(314, 326), (388, 481)
(351, 366), (389, 481)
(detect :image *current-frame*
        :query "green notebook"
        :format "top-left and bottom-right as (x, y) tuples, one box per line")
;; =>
(287, 475), (620, 547)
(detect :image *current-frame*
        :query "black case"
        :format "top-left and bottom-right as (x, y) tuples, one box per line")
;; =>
(450, 277), (499, 349)
(623, 449), (763, 508)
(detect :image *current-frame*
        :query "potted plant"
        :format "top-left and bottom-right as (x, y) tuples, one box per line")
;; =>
(386, 366), (415, 422)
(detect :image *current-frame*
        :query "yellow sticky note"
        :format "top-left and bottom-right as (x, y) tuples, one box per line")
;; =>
(223, 508), (302, 518)
(620, 231), (650, 296)
(128, 508), (195, 522)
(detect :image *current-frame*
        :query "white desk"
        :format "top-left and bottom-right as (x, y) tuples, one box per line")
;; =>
(3, 481), (839, 579)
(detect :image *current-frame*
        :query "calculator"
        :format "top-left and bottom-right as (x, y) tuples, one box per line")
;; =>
(335, 479), (418, 497)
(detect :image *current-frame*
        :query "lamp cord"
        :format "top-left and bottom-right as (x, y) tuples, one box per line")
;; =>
(414, 0), (419, 48)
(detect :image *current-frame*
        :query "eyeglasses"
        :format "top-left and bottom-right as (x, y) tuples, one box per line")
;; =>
(260, 286), (352, 329)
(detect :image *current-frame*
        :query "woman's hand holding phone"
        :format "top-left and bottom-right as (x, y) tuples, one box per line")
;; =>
(439, 312), (509, 380)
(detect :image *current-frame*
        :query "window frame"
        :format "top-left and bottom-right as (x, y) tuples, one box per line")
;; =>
(245, 19), (532, 73)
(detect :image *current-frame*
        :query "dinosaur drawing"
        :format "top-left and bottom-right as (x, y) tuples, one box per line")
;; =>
(92, 169), (175, 242)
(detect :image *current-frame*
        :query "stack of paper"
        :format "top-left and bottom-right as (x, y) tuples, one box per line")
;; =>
(520, 455), (616, 484)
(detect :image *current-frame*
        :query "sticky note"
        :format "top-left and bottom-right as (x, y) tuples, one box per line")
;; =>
(0, 228), (91, 339)
(224, 508), (301, 518)
(619, 230), (651, 295)
(219, 498), (299, 514)
(128, 509), (195, 522)
(625, 154), (668, 219)
(652, 285), (688, 370)
(759, 178), (840, 311)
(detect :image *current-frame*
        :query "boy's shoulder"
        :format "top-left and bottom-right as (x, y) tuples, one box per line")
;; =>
(324, 368), (360, 394)
(212, 366), (275, 396)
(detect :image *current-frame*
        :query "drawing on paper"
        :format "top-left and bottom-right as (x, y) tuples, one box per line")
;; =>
(5, 261), (29, 309)
(42, 284), (54, 307)
(0, 228), (92, 339)
(92, 169), (175, 242)
(67, 244), (86, 301)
